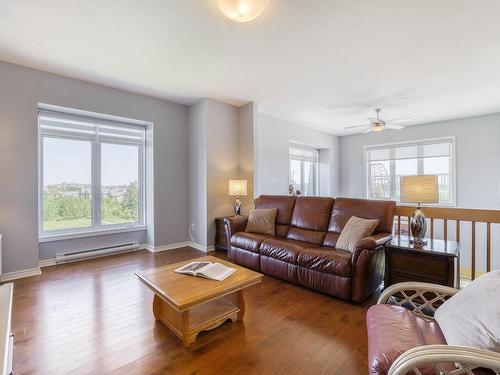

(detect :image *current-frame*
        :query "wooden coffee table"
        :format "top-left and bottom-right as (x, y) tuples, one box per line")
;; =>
(136, 256), (262, 347)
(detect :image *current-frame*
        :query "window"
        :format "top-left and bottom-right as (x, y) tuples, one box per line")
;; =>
(289, 144), (319, 196)
(38, 108), (146, 239)
(365, 137), (455, 205)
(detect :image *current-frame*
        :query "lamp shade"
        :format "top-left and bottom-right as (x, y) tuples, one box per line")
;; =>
(400, 175), (439, 204)
(228, 179), (247, 196)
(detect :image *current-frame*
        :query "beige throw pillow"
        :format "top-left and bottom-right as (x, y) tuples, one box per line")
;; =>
(245, 208), (277, 236)
(336, 216), (379, 252)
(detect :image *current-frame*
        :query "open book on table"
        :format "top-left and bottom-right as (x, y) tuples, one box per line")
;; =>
(174, 261), (236, 281)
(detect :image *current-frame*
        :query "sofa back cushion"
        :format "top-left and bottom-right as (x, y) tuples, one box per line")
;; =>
(255, 195), (297, 237)
(324, 198), (395, 247)
(286, 196), (334, 245)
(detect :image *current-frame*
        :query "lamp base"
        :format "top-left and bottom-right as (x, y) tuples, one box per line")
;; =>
(233, 197), (242, 216)
(409, 238), (428, 246)
(409, 205), (427, 245)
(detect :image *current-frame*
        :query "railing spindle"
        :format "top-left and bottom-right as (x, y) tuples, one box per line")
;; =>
(407, 216), (411, 237)
(471, 221), (476, 280)
(443, 219), (448, 242)
(487, 222), (491, 273)
(430, 218), (434, 240)
(397, 216), (401, 236)
(456, 220), (460, 242)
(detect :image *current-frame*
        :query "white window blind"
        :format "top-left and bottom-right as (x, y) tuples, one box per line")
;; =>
(366, 139), (452, 162)
(39, 110), (145, 144)
(289, 145), (319, 162)
(365, 138), (455, 204)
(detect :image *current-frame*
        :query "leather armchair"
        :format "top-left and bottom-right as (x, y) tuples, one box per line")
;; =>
(367, 282), (500, 375)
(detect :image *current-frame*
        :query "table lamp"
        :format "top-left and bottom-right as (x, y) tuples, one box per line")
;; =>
(400, 175), (439, 245)
(228, 179), (247, 216)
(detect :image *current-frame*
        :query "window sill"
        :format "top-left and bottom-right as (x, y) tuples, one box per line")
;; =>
(395, 202), (457, 208)
(39, 225), (147, 243)
(366, 198), (457, 208)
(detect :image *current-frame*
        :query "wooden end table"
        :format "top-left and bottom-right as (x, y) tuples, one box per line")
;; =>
(136, 256), (262, 347)
(384, 235), (460, 289)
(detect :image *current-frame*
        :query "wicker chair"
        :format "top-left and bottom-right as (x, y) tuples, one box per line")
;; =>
(368, 282), (500, 375)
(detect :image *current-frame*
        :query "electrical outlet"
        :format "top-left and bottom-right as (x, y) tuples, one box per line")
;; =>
(189, 223), (196, 243)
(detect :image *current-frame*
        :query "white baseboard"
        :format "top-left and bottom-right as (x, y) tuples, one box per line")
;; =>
(145, 241), (192, 253)
(188, 242), (215, 253)
(143, 241), (215, 253)
(140, 243), (154, 252)
(0, 267), (41, 282)
(39, 258), (57, 268)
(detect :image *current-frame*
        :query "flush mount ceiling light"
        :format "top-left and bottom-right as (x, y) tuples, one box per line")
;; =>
(217, 0), (267, 23)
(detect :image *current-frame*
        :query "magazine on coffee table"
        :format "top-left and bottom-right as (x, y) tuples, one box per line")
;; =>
(174, 261), (236, 281)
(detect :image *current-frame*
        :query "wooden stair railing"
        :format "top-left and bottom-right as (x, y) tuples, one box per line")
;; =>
(394, 206), (500, 280)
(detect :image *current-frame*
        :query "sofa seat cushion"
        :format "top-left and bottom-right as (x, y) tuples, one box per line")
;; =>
(231, 232), (271, 253)
(260, 238), (319, 263)
(367, 304), (447, 375)
(297, 247), (352, 277)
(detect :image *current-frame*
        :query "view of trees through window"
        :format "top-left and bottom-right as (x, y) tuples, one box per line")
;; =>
(41, 124), (143, 234)
(43, 182), (138, 230)
(42, 137), (92, 231)
(100, 142), (140, 226)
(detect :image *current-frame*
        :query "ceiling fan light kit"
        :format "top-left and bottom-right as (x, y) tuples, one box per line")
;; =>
(345, 108), (412, 134)
(217, 0), (267, 22)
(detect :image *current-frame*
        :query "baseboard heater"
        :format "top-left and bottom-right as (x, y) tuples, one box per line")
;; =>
(55, 242), (140, 264)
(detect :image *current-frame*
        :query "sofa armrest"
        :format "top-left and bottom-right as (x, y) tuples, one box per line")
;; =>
(388, 345), (500, 375)
(224, 216), (248, 250)
(352, 232), (392, 264)
(378, 282), (459, 319)
(350, 233), (392, 302)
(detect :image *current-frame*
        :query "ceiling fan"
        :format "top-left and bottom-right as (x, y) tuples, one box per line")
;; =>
(345, 108), (412, 134)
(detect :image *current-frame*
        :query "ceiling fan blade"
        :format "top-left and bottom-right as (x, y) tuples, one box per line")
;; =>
(344, 124), (370, 129)
(386, 118), (413, 124)
(367, 117), (377, 122)
(386, 124), (405, 130)
(362, 128), (373, 134)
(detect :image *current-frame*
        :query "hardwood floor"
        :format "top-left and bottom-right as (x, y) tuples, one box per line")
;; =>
(9, 248), (376, 374)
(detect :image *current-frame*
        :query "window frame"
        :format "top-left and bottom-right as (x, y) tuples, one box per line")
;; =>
(37, 105), (148, 242)
(363, 136), (457, 206)
(289, 144), (319, 196)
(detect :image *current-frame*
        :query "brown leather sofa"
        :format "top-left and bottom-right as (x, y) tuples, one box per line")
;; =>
(225, 195), (396, 302)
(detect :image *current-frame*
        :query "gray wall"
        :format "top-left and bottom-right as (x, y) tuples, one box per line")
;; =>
(238, 102), (257, 211)
(188, 99), (256, 247)
(188, 100), (208, 246)
(255, 114), (340, 197)
(339, 113), (500, 208)
(339, 113), (500, 273)
(0, 61), (190, 272)
(206, 100), (241, 245)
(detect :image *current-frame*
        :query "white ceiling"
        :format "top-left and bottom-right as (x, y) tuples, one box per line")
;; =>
(1, 0), (500, 135)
